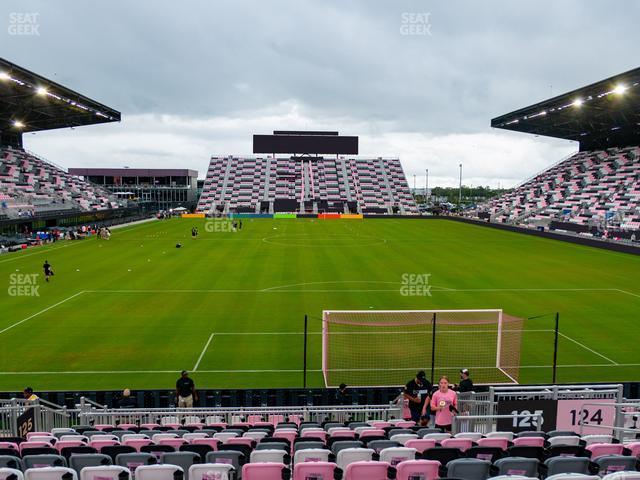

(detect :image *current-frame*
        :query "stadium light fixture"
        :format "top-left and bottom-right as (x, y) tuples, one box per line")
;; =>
(572, 98), (583, 107)
(0, 72), (9, 81)
(613, 84), (626, 95)
(13, 120), (25, 128)
(36, 86), (48, 96)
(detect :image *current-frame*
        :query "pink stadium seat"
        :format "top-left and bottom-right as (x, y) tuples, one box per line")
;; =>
(626, 442), (640, 457)
(247, 415), (263, 425)
(273, 431), (297, 444)
(242, 462), (287, 480)
(89, 439), (120, 450)
(358, 430), (386, 440)
(329, 430), (356, 439)
(293, 462), (337, 480)
(404, 439), (436, 453)
(192, 438), (220, 450)
(395, 460), (440, 480)
(587, 443), (625, 458)
(226, 438), (255, 448)
(369, 422), (392, 429)
(513, 437), (545, 447)
(20, 441), (52, 452)
(477, 438), (509, 450)
(0, 442), (19, 450)
(393, 422), (416, 429)
(55, 441), (85, 452)
(441, 438), (473, 452)
(300, 430), (327, 441)
(268, 415), (285, 426)
(123, 439), (152, 452)
(94, 425), (116, 431)
(344, 461), (390, 480)
(117, 424), (138, 431)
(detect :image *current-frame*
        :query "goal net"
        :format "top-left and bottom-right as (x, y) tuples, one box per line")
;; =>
(322, 309), (523, 387)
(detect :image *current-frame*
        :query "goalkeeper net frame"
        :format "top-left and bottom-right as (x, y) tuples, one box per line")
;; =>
(321, 309), (523, 387)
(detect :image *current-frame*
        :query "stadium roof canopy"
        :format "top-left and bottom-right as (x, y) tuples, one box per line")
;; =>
(492, 67), (640, 150)
(0, 57), (120, 145)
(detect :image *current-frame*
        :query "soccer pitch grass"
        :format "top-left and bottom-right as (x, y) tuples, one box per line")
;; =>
(0, 217), (638, 391)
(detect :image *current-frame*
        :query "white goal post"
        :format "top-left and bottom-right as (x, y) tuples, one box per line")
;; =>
(321, 309), (523, 387)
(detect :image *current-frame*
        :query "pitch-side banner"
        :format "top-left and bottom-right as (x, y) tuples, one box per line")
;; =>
(555, 399), (615, 435)
(496, 399), (558, 433)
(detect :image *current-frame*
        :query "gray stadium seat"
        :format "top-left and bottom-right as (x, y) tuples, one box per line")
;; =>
(0, 457), (22, 471)
(114, 453), (156, 473)
(593, 455), (638, 476)
(493, 456), (539, 477)
(22, 455), (66, 469)
(205, 452), (244, 479)
(68, 454), (112, 475)
(159, 452), (199, 480)
(445, 458), (491, 479)
(544, 456), (591, 476)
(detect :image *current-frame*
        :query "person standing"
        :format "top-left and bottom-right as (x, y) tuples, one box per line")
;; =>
(403, 370), (432, 423)
(457, 368), (474, 393)
(335, 383), (350, 405)
(118, 388), (137, 408)
(430, 376), (458, 432)
(42, 260), (54, 282)
(176, 370), (198, 407)
(23, 387), (39, 401)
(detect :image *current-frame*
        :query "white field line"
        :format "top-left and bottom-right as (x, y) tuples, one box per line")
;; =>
(557, 331), (618, 365)
(2, 363), (640, 375)
(0, 243), (73, 264)
(80, 287), (638, 296)
(0, 290), (85, 335)
(193, 333), (214, 372)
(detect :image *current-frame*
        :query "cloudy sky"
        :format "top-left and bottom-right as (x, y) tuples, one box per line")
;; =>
(3, 0), (639, 187)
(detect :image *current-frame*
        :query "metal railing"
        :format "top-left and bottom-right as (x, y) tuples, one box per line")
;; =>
(577, 401), (640, 441)
(452, 412), (543, 435)
(77, 403), (404, 427)
(0, 398), (77, 435)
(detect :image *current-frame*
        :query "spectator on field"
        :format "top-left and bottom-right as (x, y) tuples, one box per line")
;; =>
(335, 383), (351, 405)
(456, 368), (474, 393)
(23, 387), (38, 401)
(403, 370), (432, 423)
(176, 370), (198, 408)
(430, 376), (458, 432)
(118, 388), (137, 408)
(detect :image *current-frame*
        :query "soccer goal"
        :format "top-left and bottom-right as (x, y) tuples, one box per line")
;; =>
(322, 309), (523, 387)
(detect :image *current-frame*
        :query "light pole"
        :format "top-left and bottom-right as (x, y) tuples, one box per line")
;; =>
(425, 168), (429, 206)
(458, 163), (463, 209)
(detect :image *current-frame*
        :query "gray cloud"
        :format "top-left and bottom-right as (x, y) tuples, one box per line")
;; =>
(3, 0), (638, 185)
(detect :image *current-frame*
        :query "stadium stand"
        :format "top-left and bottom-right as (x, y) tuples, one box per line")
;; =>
(196, 156), (418, 215)
(2, 419), (639, 480)
(477, 146), (640, 233)
(0, 147), (124, 218)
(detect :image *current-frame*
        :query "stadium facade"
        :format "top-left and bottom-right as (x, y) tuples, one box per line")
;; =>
(197, 131), (418, 214)
(68, 167), (199, 211)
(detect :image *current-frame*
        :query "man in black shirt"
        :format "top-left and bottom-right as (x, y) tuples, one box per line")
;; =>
(118, 388), (137, 408)
(335, 383), (350, 405)
(403, 370), (432, 423)
(176, 370), (198, 407)
(457, 368), (474, 393)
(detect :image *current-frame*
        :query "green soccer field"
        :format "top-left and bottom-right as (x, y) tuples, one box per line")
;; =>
(1, 217), (639, 391)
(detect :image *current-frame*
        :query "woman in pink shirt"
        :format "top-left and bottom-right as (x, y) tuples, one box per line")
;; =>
(430, 376), (458, 432)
